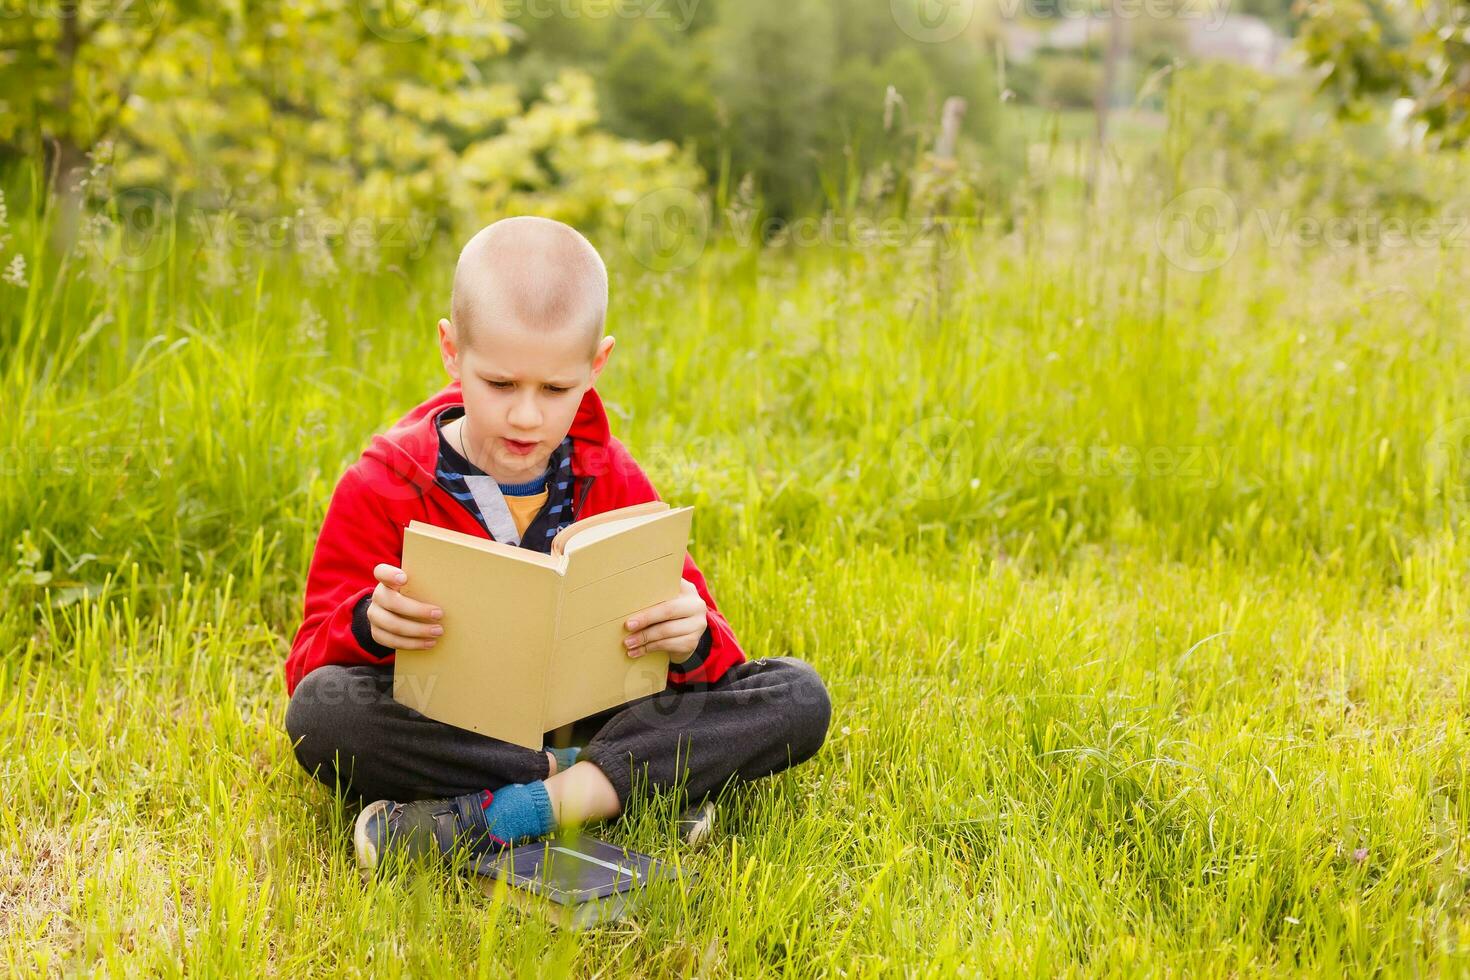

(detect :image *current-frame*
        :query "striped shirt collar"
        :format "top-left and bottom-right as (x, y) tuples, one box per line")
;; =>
(433, 408), (575, 552)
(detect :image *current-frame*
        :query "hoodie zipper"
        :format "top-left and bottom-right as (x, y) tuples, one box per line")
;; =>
(572, 474), (597, 521)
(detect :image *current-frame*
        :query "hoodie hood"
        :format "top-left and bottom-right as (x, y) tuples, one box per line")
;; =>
(361, 380), (613, 494)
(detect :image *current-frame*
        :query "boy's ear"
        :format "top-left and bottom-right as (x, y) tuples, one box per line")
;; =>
(438, 318), (461, 380)
(589, 335), (615, 383)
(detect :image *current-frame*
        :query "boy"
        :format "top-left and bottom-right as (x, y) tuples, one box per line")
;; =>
(284, 216), (831, 871)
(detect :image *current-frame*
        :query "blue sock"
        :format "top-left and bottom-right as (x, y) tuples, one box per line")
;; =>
(471, 781), (555, 847)
(547, 744), (582, 773)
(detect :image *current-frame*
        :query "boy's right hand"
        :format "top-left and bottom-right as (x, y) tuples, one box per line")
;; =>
(368, 563), (444, 651)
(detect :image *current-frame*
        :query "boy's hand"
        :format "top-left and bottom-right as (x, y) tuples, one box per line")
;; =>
(368, 563), (444, 651)
(623, 579), (707, 663)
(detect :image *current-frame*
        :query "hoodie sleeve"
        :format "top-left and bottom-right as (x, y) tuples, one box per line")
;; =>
(284, 463), (407, 694)
(605, 441), (747, 687)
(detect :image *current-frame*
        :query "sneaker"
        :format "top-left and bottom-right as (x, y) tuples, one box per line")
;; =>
(354, 790), (508, 873)
(677, 800), (718, 847)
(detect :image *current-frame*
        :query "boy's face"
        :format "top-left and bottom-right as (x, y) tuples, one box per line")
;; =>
(438, 316), (615, 485)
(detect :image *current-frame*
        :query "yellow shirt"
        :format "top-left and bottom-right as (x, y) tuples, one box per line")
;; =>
(504, 489), (549, 538)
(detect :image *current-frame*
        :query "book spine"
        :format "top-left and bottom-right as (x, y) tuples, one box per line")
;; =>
(539, 558), (571, 735)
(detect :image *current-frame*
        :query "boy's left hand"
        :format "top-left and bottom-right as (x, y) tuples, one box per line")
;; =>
(623, 579), (707, 663)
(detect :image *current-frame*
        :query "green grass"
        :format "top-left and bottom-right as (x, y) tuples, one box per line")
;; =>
(4, 174), (1470, 974)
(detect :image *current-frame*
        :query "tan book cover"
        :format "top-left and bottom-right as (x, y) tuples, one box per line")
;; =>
(391, 502), (694, 749)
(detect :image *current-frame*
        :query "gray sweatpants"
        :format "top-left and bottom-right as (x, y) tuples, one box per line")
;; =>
(284, 657), (832, 807)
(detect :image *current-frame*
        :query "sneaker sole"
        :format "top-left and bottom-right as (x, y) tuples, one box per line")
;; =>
(354, 799), (392, 872)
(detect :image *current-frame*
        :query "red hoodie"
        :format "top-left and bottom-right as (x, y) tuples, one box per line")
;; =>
(284, 381), (746, 694)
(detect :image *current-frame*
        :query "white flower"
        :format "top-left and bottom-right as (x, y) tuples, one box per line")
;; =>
(297, 299), (327, 347)
(3, 253), (27, 288)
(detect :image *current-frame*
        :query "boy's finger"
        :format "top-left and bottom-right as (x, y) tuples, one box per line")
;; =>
(379, 632), (437, 651)
(373, 563), (408, 586)
(630, 633), (694, 658)
(375, 586), (442, 622)
(369, 603), (444, 639)
(625, 616), (704, 653)
(369, 621), (435, 651)
(625, 597), (687, 631)
(624, 603), (660, 631)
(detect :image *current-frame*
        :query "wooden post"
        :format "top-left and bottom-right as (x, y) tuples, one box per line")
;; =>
(934, 97), (967, 162)
(1089, 6), (1127, 199)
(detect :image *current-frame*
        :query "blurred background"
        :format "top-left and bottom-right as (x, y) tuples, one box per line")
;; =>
(5, 0), (1470, 605)
(4, 0), (1462, 262)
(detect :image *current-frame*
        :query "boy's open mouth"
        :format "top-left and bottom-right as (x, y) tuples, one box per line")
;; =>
(503, 437), (539, 455)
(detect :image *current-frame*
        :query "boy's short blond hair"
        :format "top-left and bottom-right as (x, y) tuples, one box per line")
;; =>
(450, 216), (608, 361)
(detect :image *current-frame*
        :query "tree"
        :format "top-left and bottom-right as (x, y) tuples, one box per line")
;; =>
(602, 23), (720, 157)
(709, 0), (837, 218)
(0, 1), (701, 236)
(1297, 0), (1470, 148)
(0, 0), (188, 188)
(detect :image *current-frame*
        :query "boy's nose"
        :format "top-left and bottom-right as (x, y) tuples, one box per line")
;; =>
(508, 396), (542, 429)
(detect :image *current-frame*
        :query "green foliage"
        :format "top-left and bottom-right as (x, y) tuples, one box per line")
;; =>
(1, 0), (1015, 231)
(1235, 0), (1302, 32)
(601, 22), (720, 153)
(1040, 56), (1103, 110)
(1161, 62), (1449, 223)
(1298, 0), (1470, 148)
(709, 0), (837, 218)
(1130, 14), (1190, 74)
(497, 0), (1009, 219)
(0, 1), (701, 234)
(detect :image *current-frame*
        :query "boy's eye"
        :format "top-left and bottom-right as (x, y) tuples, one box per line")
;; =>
(485, 379), (569, 393)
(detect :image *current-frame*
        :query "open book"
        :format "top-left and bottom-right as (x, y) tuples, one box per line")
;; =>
(391, 502), (694, 749)
(476, 832), (690, 930)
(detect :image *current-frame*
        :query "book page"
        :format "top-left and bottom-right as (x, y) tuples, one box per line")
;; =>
(542, 506), (694, 729)
(551, 501), (669, 557)
(408, 520), (563, 571)
(392, 521), (561, 749)
(561, 510), (680, 554)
